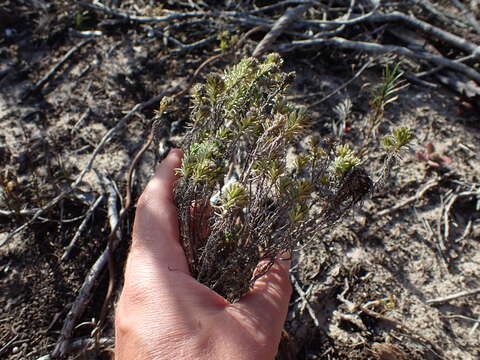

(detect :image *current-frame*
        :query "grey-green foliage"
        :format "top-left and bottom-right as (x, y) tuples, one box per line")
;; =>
(172, 54), (403, 302)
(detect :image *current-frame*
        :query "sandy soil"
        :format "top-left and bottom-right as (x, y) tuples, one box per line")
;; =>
(1, 1), (479, 359)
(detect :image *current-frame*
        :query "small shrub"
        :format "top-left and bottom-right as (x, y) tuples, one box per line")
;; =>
(168, 54), (410, 302)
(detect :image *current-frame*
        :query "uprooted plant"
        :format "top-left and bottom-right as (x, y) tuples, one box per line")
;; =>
(167, 54), (412, 302)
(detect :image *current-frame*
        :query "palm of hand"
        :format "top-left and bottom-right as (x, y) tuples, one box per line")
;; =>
(115, 150), (292, 360)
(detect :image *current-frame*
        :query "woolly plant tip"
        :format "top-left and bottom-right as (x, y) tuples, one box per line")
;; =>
(331, 144), (360, 177)
(382, 127), (414, 152)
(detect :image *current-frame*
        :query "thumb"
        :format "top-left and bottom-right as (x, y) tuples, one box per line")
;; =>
(131, 148), (189, 273)
(235, 256), (292, 332)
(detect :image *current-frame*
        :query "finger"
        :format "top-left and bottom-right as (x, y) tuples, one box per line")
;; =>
(131, 148), (189, 273)
(235, 255), (292, 331)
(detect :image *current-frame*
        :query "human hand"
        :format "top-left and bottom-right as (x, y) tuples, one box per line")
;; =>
(115, 149), (292, 360)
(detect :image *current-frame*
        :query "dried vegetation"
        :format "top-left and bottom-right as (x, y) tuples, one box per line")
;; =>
(0, 0), (479, 359)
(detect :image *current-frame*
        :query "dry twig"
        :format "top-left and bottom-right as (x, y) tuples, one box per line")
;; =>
(306, 59), (372, 107)
(304, 0), (380, 27)
(291, 274), (320, 327)
(252, 3), (313, 57)
(81, 1), (267, 26)
(0, 90), (173, 248)
(442, 314), (480, 322)
(61, 194), (105, 262)
(376, 179), (439, 217)
(361, 12), (480, 55)
(470, 315), (480, 336)
(249, 0), (315, 15)
(282, 37), (480, 83)
(450, 0), (480, 34)
(412, 0), (455, 24)
(443, 191), (479, 243)
(426, 287), (480, 305)
(0, 208), (39, 216)
(25, 39), (93, 99)
(51, 178), (120, 358)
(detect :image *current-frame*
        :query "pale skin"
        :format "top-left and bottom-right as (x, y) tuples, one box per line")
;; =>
(115, 149), (292, 360)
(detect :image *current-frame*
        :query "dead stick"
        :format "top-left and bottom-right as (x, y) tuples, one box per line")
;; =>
(252, 3), (313, 57)
(283, 37), (480, 83)
(306, 59), (372, 107)
(27, 39), (92, 96)
(249, 0), (315, 15)
(81, 1), (266, 25)
(426, 287), (480, 305)
(61, 194), (105, 261)
(470, 315), (480, 336)
(359, 12), (480, 55)
(291, 274), (320, 327)
(304, 1), (380, 26)
(0, 208), (39, 216)
(444, 190), (478, 243)
(0, 90), (173, 248)
(376, 179), (439, 217)
(51, 179), (120, 358)
(450, 0), (480, 34)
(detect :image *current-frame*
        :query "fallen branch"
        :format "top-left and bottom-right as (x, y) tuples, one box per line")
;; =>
(456, 219), (473, 244)
(415, 53), (478, 79)
(93, 177), (122, 338)
(442, 314), (480, 322)
(82, 1), (219, 22)
(291, 274), (320, 327)
(0, 208), (39, 216)
(0, 334), (20, 357)
(51, 244), (118, 358)
(450, 0), (480, 34)
(249, 0), (316, 15)
(412, 0), (452, 24)
(170, 35), (216, 54)
(363, 12), (480, 56)
(403, 72), (439, 89)
(82, 1), (267, 26)
(252, 3), (313, 57)
(282, 37), (480, 83)
(150, 29), (215, 53)
(306, 59), (372, 107)
(67, 2), (480, 60)
(25, 39), (93, 98)
(470, 315), (480, 336)
(311, 0), (357, 38)
(443, 190), (479, 243)
(376, 179), (440, 217)
(51, 179), (120, 358)
(426, 287), (480, 305)
(0, 90), (173, 248)
(61, 194), (105, 262)
(303, 0), (380, 27)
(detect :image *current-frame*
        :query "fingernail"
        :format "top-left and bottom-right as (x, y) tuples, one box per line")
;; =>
(169, 148), (184, 162)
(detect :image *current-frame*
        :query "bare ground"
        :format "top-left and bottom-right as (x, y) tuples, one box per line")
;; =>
(1, 1), (479, 359)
